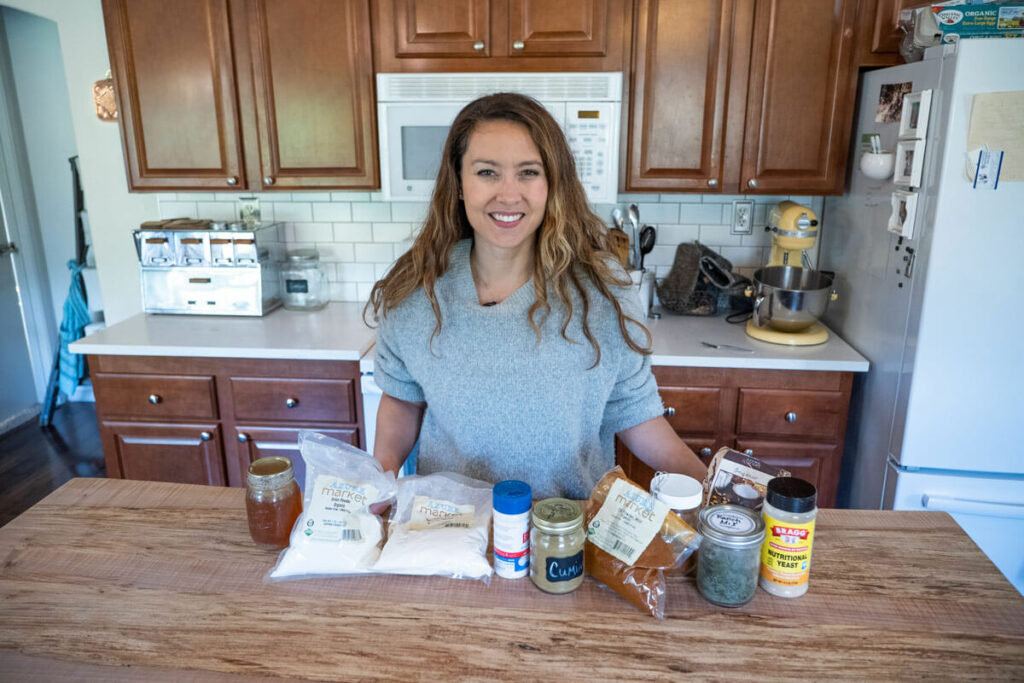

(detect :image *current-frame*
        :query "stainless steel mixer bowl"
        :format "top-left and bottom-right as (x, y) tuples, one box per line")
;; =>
(750, 266), (836, 333)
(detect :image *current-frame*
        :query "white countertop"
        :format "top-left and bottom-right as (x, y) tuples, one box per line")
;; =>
(69, 302), (375, 361)
(72, 303), (868, 372)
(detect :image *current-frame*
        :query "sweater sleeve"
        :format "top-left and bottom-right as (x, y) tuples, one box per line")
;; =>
(601, 285), (664, 435)
(373, 311), (426, 403)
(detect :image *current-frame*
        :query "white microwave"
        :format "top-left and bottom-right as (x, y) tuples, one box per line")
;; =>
(376, 72), (622, 204)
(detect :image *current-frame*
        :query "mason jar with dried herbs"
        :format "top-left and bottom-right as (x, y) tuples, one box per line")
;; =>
(246, 457), (302, 548)
(696, 504), (765, 607)
(530, 498), (585, 594)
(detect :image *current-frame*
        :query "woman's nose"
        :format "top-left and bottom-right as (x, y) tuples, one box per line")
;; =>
(495, 176), (522, 202)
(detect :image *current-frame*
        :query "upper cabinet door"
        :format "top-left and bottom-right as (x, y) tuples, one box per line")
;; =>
(246, 0), (378, 189)
(508, 0), (610, 58)
(855, 0), (917, 67)
(740, 0), (857, 195)
(625, 0), (739, 192)
(390, 0), (493, 58)
(102, 0), (245, 190)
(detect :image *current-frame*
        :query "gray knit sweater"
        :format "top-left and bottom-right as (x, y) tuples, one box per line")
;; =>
(374, 239), (664, 499)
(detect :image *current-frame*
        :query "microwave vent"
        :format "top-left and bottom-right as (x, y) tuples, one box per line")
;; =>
(377, 72), (622, 102)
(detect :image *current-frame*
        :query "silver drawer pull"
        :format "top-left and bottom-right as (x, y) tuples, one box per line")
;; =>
(263, 176), (275, 186)
(744, 449), (754, 456)
(512, 40), (525, 50)
(664, 407), (676, 417)
(285, 397), (299, 408)
(747, 178), (758, 189)
(707, 178), (718, 187)
(238, 433), (249, 443)
(785, 412), (797, 423)
(200, 431), (212, 441)
(473, 41), (485, 51)
(226, 176), (238, 186)
(148, 394), (162, 405)
(700, 447), (712, 458)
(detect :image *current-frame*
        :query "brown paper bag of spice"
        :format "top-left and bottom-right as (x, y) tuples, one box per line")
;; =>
(584, 467), (700, 618)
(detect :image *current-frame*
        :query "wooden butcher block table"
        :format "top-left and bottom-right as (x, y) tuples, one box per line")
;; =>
(1, 478), (1022, 681)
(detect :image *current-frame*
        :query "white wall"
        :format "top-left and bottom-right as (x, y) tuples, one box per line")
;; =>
(2, 0), (154, 326)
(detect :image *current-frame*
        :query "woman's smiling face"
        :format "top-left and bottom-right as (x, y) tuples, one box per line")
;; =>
(460, 119), (548, 255)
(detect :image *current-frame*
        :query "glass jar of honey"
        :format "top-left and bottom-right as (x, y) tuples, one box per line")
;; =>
(246, 457), (302, 548)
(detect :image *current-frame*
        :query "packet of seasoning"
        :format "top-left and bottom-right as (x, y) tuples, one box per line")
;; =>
(702, 447), (791, 511)
(584, 467), (700, 618)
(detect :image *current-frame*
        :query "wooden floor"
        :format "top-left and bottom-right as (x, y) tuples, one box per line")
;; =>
(0, 402), (104, 528)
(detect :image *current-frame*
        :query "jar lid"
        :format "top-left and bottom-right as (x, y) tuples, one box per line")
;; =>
(698, 504), (765, 547)
(493, 480), (532, 515)
(650, 472), (703, 511)
(247, 457), (295, 491)
(286, 248), (320, 262)
(532, 498), (582, 533)
(766, 477), (817, 513)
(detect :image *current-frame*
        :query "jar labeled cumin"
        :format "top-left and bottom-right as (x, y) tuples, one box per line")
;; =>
(246, 457), (302, 548)
(530, 498), (585, 594)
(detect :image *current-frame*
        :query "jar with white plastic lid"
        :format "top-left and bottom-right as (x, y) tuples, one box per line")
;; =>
(492, 480), (532, 579)
(650, 472), (702, 529)
(759, 477), (818, 598)
(280, 249), (328, 311)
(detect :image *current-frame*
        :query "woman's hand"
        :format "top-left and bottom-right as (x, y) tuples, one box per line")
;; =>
(617, 416), (708, 482)
(374, 393), (426, 476)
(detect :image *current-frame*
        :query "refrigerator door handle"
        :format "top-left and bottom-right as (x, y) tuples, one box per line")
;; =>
(921, 494), (1024, 519)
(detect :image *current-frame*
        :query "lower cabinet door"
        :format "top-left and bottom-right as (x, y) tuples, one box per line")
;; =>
(234, 426), (360, 490)
(100, 421), (227, 486)
(733, 439), (840, 507)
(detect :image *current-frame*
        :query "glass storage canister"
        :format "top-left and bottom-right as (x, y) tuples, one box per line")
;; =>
(246, 457), (302, 548)
(696, 504), (765, 607)
(530, 498), (585, 594)
(280, 248), (328, 311)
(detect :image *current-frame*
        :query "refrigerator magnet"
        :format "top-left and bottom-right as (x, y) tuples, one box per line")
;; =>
(888, 190), (918, 239)
(894, 139), (926, 187)
(898, 90), (932, 140)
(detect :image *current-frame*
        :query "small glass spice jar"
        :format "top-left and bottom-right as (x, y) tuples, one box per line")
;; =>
(279, 249), (328, 311)
(246, 457), (302, 548)
(530, 498), (585, 594)
(651, 472), (703, 575)
(696, 504), (765, 607)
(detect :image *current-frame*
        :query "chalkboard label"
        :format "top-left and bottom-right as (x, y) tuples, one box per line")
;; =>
(545, 551), (583, 583)
(286, 279), (309, 294)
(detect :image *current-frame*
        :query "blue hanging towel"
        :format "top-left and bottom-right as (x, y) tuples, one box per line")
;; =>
(58, 259), (90, 398)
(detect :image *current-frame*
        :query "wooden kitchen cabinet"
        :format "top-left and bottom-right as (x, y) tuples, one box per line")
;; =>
(616, 366), (853, 507)
(372, 0), (630, 72)
(855, 0), (922, 68)
(102, 0), (378, 191)
(90, 355), (365, 488)
(625, 0), (859, 195)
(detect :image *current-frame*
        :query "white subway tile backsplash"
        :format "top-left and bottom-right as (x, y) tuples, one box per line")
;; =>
(338, 262), (376, 281)
(334, 223), (373, 242)
(352, 202), (391, 222)
(356, 282), (374, 302)
(331, 191), (371, 202)
(333, 282), (359, 301)
(292, 222), (334, 242)
(655, 224), (700, 244)
(312, 202), (352, 222)
(272, 202), (313, 222)
(373, 222), (412, 242)
(290, 192), (330, 202)
(699, 225), (744, 246)
(719, 246), (767, 269)
(196, 202), (238, 221)
(660, 194), (702, 203)
(317, 242), (354, 262)
(158, 201), (198, 219)
(635, 202), (679, 224)
(389, 202), (429, 223)
(678, 203), (725, 224)
(355, 243), (395, 262)
(645, 244), (681, 268)
(615, 193), (662, 202)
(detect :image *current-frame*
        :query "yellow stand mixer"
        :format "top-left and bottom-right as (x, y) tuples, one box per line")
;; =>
(745, 201), (837, 346)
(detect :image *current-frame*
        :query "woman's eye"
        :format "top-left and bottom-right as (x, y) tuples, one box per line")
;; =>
(476, 169), (495, 177)
(521, 169), (540, 177)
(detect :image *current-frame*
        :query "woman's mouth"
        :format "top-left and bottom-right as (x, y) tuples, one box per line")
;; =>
(489, 212), (525, 228)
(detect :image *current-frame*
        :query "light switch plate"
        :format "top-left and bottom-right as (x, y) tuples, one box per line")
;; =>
(731, 200), (754, 235)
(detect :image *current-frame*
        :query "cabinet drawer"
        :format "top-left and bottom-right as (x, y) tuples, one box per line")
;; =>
(737, 389), (844, 439)
(230, 378), (356, 424)
(93, 374), (218, 420)
(660, 387), (721, 433)
(733, 439), (840, 507)
(101, 421), (226, 486)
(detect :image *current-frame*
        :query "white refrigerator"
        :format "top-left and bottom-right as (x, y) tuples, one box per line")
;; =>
(819, 39), (1024, 594)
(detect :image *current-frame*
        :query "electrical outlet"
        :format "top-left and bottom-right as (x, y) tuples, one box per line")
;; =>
(238, 196), (261, 225)
(731, 200), (754, 235)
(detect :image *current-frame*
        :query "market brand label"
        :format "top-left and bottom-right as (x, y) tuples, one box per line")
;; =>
(545, 551), (583, 583)
(304, 475), (379, 542)
(408, 496), (475, 530)
(760, 514), (816, 587)
(587, 478), (669, 565)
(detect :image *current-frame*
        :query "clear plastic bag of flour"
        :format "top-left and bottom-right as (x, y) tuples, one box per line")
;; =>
(267, 431), (397, 581)
(372, 472), (493, 583)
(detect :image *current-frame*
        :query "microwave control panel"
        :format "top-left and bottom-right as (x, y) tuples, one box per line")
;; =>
(562, 102), (619, 205)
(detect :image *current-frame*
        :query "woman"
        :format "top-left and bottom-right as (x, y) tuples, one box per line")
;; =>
(366, 92), (705, 499)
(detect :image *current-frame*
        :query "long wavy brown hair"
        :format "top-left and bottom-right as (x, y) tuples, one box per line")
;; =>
(365, 92), (650, 366)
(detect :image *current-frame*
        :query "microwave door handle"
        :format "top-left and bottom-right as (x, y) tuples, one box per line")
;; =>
(921, 493), (1024, 519)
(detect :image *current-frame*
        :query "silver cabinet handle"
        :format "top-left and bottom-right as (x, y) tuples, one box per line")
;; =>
(664, 407), (676, 417)
(148, 394), (161, 405)
(700, 447), (712, 458)
(473, 41), (485, 51)
(226, 176), (238, 186)
(785, 412), (797, 423)
(263, 176), (275, 186)
(747, 178), (758, 189)
(200, 431), (212, 441)
(512, 40), (525, 50)
(237, 433), (248, 443)
(285, 397), (299, 408)
(744, 449), (754, 456)
(708, 178), (718, 187)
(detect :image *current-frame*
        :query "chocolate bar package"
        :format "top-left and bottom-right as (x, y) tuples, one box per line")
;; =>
(702, 447), (791, 511)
